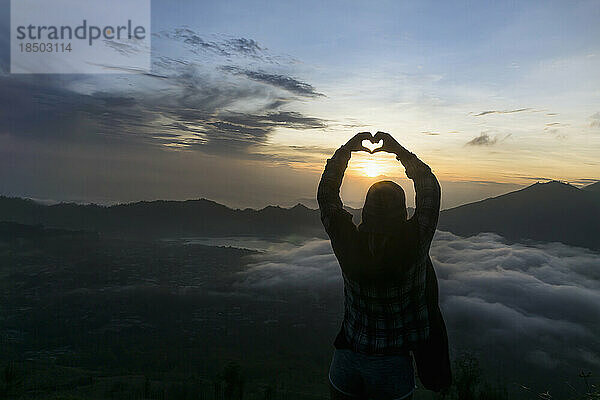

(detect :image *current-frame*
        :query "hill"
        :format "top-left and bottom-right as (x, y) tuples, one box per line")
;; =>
(0, 195), (399, 239)
(583, 181), (600, 193)
(0, 196), (327, 238)
(0, 221), (98, 242)
(1, 180), (598, 249)
(438, 181), (600, 250)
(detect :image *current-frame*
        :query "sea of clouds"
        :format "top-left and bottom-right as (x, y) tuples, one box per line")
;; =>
(233, 231), (600, 391)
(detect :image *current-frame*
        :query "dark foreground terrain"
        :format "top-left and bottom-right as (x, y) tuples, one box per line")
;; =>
(1, 223), (342, 400)
(1, 222), (598, 400)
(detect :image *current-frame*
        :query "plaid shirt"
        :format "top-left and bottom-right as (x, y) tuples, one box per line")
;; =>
(317, 146), (441, 355)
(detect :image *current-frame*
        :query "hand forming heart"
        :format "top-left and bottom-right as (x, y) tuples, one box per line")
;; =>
(362, 139), (383, 153)
(344, 131), (400, 154)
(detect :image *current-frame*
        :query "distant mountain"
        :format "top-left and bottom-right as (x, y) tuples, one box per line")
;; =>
(0, 197), (326, 238)
(0, 196), (401, 240)
(583, 181), (600, 193)
(1, 180), (598, 249)
(438, 181), (600, 250)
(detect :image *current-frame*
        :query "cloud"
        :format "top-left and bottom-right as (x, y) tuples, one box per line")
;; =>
(236, 239), (340, 291)
(224, 38), (264, 57)
(465, 132), (498, 146)
(431, 231), (600, 380)
(232, 232), (600, 390)
(576, 178), (600, 185)
(473, 108), (532, 116)
(590, 112), (600, 128)
(154, 28), (269, 61)
(220, 66), (324, 97)
(102, 37), (148, 57)
(0, 28), (327, 156)
(504, 174), (555, 182)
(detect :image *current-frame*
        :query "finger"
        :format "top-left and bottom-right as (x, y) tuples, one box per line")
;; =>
(373, 131), (385, 142)
(371, 147), (387, 153)
(374, 131), (390, 140)
(347, 132), (369, 146)
(358, 146), (372, 153)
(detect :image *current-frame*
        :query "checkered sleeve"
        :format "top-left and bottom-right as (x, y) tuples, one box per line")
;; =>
(397, 151), (441, 252)
(317, 146), (356, 239)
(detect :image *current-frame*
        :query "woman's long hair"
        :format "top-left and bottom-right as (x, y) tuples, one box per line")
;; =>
(356, 181), (418, 282)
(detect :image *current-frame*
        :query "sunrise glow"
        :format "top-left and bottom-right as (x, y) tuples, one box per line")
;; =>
(362, 163), (385, 178)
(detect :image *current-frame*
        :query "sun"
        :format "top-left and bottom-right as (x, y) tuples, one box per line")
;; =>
(363, 163), (385, 178)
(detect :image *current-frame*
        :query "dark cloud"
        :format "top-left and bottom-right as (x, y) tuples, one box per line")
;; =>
(473, 108), (532, 117)
(225, 38), (263, 57)
(102, 38), (148, 57)
(261, 111), (327, 128)
(0, 28), (327, 156)
(0, 75), (152, 142)
(466, 132), (498, 146)
(220, 66), (324, 97)
(153, 28), (272, 62)
(0, 1), (8, 73)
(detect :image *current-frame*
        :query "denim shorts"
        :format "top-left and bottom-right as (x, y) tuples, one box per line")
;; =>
(329, 349), (416, 399)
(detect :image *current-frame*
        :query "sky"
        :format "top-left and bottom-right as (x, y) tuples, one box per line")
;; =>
(1, 0), (599, 209)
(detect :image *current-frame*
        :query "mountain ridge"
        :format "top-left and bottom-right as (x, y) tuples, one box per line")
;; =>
(437, 180), (600, 250)
(583, 181), (600, 192)
(1, 180), (598, 249)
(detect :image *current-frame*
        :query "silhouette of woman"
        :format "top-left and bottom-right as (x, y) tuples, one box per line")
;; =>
(318, 132), (451, 400)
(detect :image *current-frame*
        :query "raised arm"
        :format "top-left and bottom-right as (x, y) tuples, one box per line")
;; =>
(317, 132), (372, 241)
(373, 132), (441, 252)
